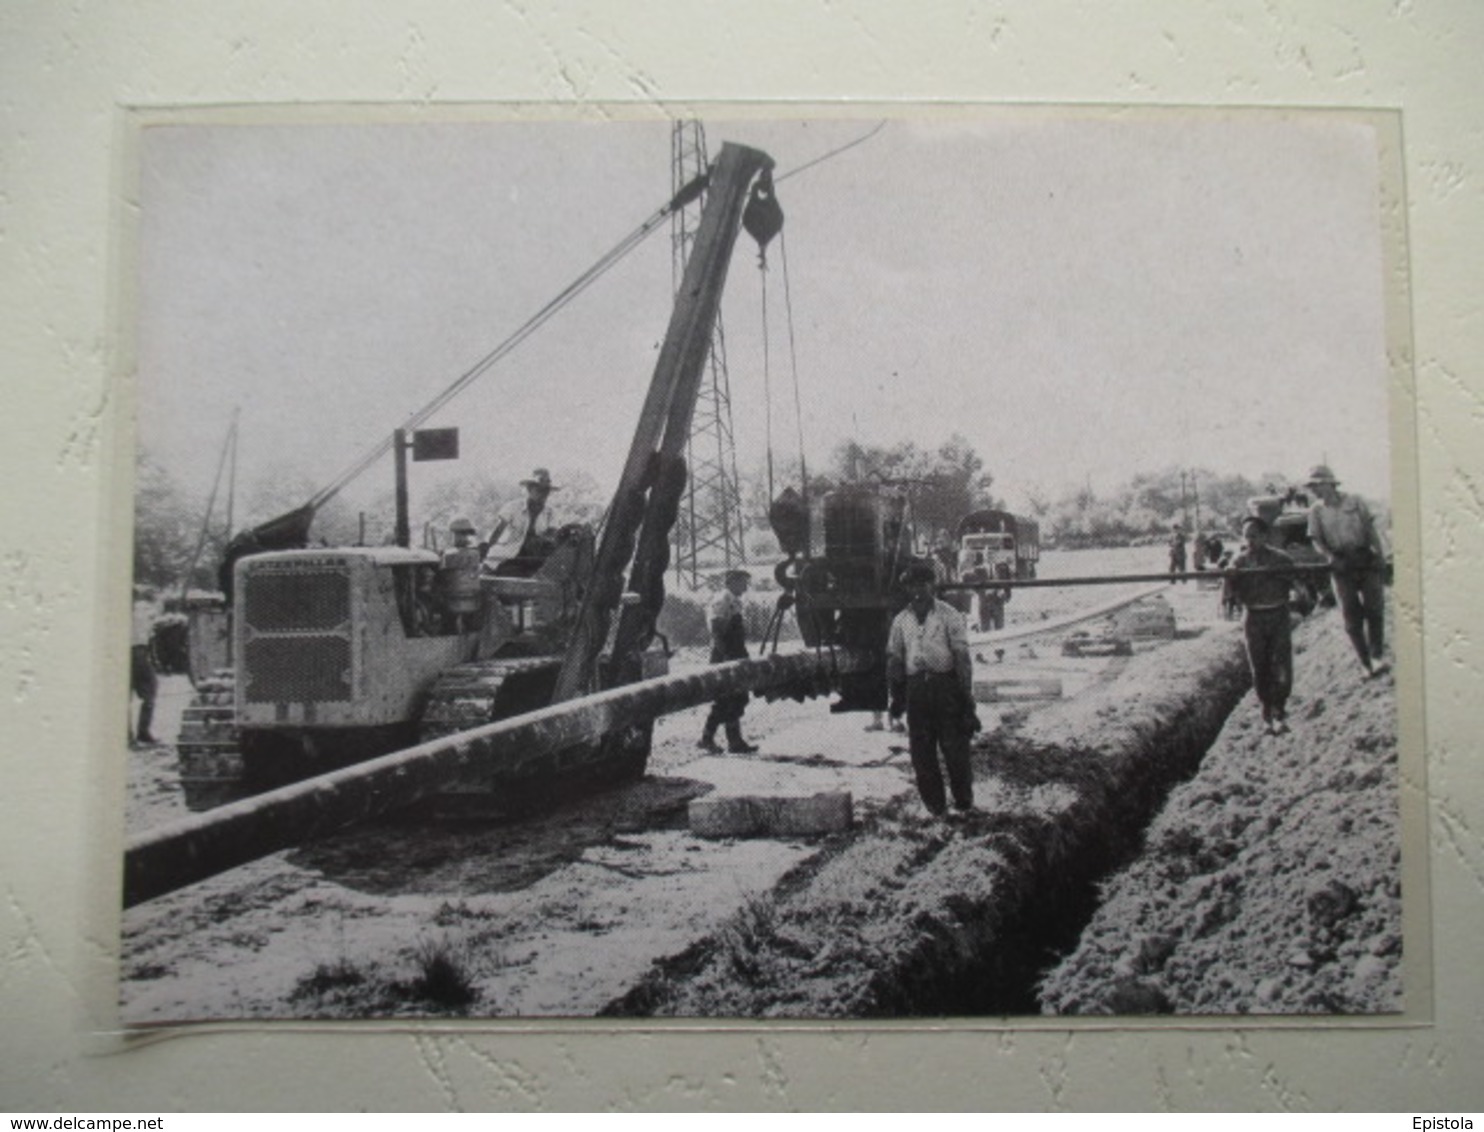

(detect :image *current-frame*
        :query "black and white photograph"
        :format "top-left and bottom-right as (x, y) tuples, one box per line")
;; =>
(120, 109), (1405, 1024)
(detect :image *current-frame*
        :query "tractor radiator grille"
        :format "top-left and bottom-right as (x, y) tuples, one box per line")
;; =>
(243, 568), (350, 632)
(244, 636), (352, 704)
(242, 565), (353, 704)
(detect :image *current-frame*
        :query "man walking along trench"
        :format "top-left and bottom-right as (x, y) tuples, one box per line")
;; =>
(1305, 463), (1390, 679)
(1223, 515), (1297, 736)
(887, 562), (979, 818)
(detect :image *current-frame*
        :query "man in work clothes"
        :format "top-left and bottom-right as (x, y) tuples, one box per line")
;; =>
(1305, 463), (1389, 678)
(1223, 516), (1296, 736)
(699, 568), (759, 754)
(887, 562), (978, 818)
(483, 468), (560, 577)
(1168, 525), (1188, 581)
(129, 585), (159, 746)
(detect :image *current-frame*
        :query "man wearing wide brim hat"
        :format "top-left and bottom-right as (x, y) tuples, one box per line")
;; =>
(483, 468), (562, 577)
(1305, 464), (1390, 678)
(699, 568), (758, 754)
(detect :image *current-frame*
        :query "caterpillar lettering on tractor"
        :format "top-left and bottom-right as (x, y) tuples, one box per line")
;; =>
(174, 142), (786, 812)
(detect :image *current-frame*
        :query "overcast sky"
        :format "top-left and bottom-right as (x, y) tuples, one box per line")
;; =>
(135, 110), (1393, 520)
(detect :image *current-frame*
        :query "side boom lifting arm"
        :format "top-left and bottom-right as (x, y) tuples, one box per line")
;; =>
(554, 143), (780, 702)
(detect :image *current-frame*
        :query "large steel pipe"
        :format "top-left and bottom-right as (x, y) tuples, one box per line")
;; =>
(939, 565), (1334, 592)
(123, 647), (873, 908)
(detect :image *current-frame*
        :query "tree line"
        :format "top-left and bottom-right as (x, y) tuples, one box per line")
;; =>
(132, 437), (1332, 591)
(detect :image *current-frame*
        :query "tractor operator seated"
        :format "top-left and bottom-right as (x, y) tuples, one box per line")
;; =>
(482, 468), (562, 578)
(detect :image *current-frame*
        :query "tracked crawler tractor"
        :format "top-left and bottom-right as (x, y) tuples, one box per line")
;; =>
(175, 142), (785, 809)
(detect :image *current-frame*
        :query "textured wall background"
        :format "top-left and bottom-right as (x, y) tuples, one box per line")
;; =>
(2, 1), (1479, 1111)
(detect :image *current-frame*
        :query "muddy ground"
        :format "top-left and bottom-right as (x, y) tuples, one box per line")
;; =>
(119, 554), (1400, 1023)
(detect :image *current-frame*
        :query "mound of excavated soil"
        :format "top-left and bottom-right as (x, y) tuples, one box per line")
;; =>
(608, 607), (1401, 1019)
(1039, 607), (1401, 1015)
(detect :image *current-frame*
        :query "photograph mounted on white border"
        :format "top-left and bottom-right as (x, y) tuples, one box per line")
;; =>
(119, 107), (1410, 1023)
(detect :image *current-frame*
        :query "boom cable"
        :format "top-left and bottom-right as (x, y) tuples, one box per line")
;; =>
(775, 120), (888, 185)
(779, 229), (809, 509)
(759, 247), (776, 507)
(307, 173), (709, 512)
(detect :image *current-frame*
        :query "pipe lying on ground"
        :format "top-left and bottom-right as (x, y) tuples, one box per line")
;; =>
(123, 647), (873, 908)
(940, 565), (1333, 592)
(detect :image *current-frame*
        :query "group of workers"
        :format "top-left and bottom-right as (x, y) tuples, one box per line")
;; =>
(129, 461), (1391, 818)
(1169, 529), (1229, 578)
(698, 461), (1391, 825)
(693, 559), (979, 820)
(1223, 463), (1390, 736)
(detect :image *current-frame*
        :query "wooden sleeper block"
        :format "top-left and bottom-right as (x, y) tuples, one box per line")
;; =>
(689, 791), (853, 838)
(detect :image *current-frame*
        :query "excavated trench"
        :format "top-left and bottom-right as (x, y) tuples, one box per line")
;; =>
(605, 627), (1253, 1018)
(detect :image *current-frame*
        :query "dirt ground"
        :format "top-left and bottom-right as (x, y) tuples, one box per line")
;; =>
(118, 553), (1401, 1023)
(1039, 604), (1401, 1015)
(602, 600), (1399, 1019)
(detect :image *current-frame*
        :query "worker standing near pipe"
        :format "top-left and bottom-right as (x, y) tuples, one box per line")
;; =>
(1223, 515), (1297, 736)
(887, 562), (978, 819)
(1304, 463), (1389, 679)
(483, 468), (561, 577)
(699, 568), (759, 754)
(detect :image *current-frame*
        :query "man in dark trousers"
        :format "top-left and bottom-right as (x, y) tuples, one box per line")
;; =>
(887, 562), (978, 818)
(698, 568), (758, 754)
(1305, 463), (1389, 678)
(1223, 515), (1297, 736)
(1168, 524), (1188, 580)
(129, 585), (159, 746)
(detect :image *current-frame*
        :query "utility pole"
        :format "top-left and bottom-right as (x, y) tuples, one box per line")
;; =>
(671, 120), (747, 588)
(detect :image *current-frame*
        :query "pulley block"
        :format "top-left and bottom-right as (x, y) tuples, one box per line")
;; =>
(743, 170), (784, 252)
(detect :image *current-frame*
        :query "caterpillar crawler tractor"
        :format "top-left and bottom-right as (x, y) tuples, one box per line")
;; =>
(176, 142), (786, 810)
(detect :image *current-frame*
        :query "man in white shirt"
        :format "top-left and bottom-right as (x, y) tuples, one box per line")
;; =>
(887, 562), (978, 818)
(483, 468), (560, 577)
(1305, 464), (1389, 678)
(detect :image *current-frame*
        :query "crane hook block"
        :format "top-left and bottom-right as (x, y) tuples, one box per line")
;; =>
(743, 171), (784, 252)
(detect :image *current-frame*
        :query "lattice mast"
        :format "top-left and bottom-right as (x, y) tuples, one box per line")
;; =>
(671, 120), (747, 587)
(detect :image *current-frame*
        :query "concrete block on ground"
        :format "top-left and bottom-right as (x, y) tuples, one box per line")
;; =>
(975, 677), (1063, 703)
(690, 791), (853, 839)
